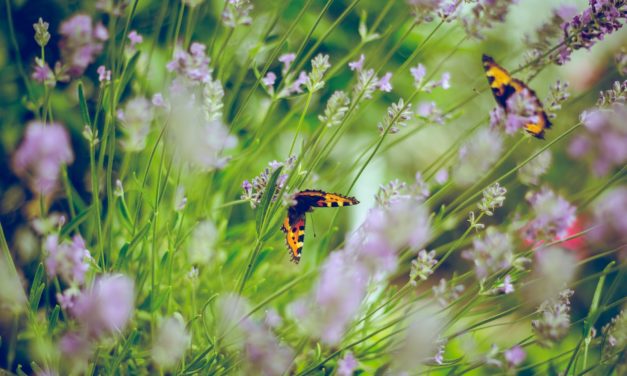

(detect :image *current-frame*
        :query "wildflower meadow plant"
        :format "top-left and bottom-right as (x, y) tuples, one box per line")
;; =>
(0, 0), (625, 374)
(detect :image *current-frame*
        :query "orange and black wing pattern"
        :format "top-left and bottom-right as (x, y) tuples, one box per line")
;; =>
(294, 189), (360, 208)
(281, 213), (305, 263)
(281, 189), (359, 263)
(482, 54), (551, 139)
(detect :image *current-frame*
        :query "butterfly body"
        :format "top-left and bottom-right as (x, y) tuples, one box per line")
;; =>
(482, 54), (551, 139)
(281, 189), (359, 263)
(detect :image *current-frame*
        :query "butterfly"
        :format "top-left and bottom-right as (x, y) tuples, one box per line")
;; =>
(482, 54), (551, 139)
(281, 190), (359, 264)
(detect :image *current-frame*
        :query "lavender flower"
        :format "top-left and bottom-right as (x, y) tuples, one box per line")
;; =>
(453, 127), (504, 186)
(433, 278), (465, 307)
(435, 168), (449, 184)
(222, 0), (253, 27)
(58, 14), (108, 78)
(424, 71), (451, 92)
(569, 102), (627, 176)
(348, 54), (365, 71)
(264, 309), (282, 328)
(504, 345), (526, 367)
(290, 251), (368, 345)
(407, 0), (446, 22)
(167, 42), (213, 85)
(602, 309), (627, 356)
(45, 234), (91, 285)
(352, 68), (379, 103)
(375, 176), (430, 207)
(12, 122), (74, 196)
(519, 150), (552, 185)
(462, 0), (518, 39)
(152, 314), (191, 369)
(218, 296), (294, 373)
(462, 228), (515, 280)
(410, 63), (426, 87)
(588, 187), (627, 246)
(70, 274), (135, 338)
(349, 196), (432, 274)
(433, 338), (447, 364)
(96, 65), (111, 83)
(33, 17), (50, 47)
(306, 54), (331, 92)
(240, 317), (295, 375)
(280, 71), (309, 96)
(241, 155), (295, 208)
(278, 52), (296, 74)
(337, 352), (358, 376)
(174, 186), (188, 212)
(545, 80), (570, 119)
(376, 72), (393, 92)
(127, 30), (143, 50)
(152, 93), (166, 108)
(597, 80), (626, 106)
(262, 72), (276, 93)
(499, 274), (515, 294)
(409, 249), (438, 285)
(532, 289), (574, 347)
(319, 91), (350, 127)
(417, 101), (448, 125)
(32, 58), (56, 87)
(524, 188), (576, 242)
(117, 97), (153, 152)
(524, 5), (578, 64)
(167, 80), (235, 170)
(377, 98), (413, 134)
(477, 183), (507, 216)
(556, 0), (627, 65)
(59, 330), (93, 363)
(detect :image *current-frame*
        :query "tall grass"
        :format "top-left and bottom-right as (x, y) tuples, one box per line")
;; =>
(0, 0), (626, 375)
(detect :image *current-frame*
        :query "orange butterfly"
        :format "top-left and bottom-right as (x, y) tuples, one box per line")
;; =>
(281, 190), (359, 263)
(482, 54), (551, 139)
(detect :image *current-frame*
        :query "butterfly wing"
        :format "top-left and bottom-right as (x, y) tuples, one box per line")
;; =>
(295, 190), (360, 208)
(482, 54), (516, 108)
(483, 55), (551, 139)
(510, 78), (552, 139)
(281, 211), (306, 264)
(281, 190), (359, 263)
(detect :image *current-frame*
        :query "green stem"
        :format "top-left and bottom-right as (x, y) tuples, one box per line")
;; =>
(288, 91), (314, 157)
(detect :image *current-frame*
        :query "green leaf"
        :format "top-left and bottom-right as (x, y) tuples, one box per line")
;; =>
(60, 206), (93, 237)
(260, 212), (285, 242)
(29, 283), (45, 312)
(48, 305), (60, 334)
(77, 82), (91, 126)
(181, 345), (214, 374)
(109, 329), (139, 373)
(116, 52), (140, 103)
(17, 364), (28, 376)
(114, 243), (130, 270)
(29, 263), (44, 312)
(256, 166), (283, 236)
(587, 261), (614, 327)
(116, 197), (134, 231)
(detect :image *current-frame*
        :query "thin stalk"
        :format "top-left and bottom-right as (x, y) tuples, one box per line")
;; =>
(288, 91), (314, 157)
